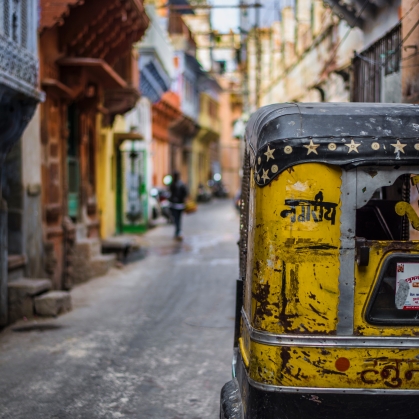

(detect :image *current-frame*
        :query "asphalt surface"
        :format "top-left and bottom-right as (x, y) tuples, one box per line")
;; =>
(0, 199), (238, 419)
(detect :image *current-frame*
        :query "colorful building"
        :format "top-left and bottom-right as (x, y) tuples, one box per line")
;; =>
(39, 0), (149, 287)
(192, 76), (222, 199)
(0, 1), (44, 325)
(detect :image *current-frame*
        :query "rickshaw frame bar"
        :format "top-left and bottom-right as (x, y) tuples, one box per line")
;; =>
(247, 375), (419, 394)
(242, 309), (419, 348)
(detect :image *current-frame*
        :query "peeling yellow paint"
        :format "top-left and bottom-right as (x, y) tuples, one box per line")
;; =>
(248, 343), (419, 390)
(244, 162), (419, 392)
(250, 163), (342, 334)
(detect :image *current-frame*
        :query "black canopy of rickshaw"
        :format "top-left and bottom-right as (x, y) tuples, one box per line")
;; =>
(246, 103), (419, 187)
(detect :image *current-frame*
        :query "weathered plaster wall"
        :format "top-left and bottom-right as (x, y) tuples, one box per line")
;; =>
(3, 107), (43, 277)
(402, 0), (419, 103)
(383, 71), (402, 103)
(218, 77), (242, 198)
(21, 108), (44, 277)
(362, 0), (401, 47)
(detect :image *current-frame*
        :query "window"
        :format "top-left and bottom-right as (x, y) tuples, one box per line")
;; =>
(2, 0), (29, 47)
(366, 254), (419, 325)
(358, 172), (419, 325)
(356, 174), (412, 241)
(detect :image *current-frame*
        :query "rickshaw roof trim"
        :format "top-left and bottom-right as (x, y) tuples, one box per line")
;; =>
(246, 103), (419, 187)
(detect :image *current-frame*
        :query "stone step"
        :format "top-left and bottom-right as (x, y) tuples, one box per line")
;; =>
(91, 254), (116, 277)
(7, 254), (26, 281)
(34, 291), (72, 317)
(74, 238), (102, 258)
(101, 238), (134, 260)
(8, 278), (52, 323)
(72, 253), (116, 284)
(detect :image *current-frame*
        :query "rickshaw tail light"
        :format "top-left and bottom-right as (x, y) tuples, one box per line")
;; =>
(335, 357), (350, 372)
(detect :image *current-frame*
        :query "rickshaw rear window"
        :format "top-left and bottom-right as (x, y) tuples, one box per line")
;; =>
(356, 174), (419, 241)
(366, 255), (419, 325)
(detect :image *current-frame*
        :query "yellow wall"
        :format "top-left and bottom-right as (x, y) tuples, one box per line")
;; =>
(97, 115), (125, 239)
(189, 93), (221, 198)
(190, 133), (210, 198)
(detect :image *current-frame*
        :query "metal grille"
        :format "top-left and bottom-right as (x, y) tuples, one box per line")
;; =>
(4, 0), (10, 37)
(12, 0), (17, 43)
(20, 0), (27, 48)
(239, 148), (251, 281)
(352, 23), (401, 102)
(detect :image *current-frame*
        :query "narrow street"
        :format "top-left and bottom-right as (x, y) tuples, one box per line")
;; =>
(0, 200), (238, 419)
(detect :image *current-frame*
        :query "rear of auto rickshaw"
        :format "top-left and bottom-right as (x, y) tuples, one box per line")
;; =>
(221, 103), (419, 419)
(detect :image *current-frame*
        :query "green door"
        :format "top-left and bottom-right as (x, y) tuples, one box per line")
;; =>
(67, 104), (79, 221)
(117, 140), (148, 233)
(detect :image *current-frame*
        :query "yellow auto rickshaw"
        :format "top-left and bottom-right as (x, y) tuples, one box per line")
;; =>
(221, 103), (419, 418)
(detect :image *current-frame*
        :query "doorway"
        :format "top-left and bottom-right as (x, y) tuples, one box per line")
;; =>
(116, 140), (148, 233)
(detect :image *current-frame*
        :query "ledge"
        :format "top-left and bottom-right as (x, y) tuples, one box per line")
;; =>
(41, 78), (76, 99)
(57, 58), (127, 89)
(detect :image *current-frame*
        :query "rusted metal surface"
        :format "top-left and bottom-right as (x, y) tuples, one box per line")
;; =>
(248, 163), (341, 335)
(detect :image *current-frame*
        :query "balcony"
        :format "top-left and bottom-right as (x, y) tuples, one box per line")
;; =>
(0, 0), (42, 100)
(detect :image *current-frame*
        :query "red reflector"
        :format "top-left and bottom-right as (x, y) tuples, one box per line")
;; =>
(335, 357), (350, 372)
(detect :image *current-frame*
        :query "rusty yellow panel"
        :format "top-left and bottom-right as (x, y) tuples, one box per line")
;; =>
(354, 241), (419, 336)
(251, 164), (342, 334)
(249, 342), (419, 389)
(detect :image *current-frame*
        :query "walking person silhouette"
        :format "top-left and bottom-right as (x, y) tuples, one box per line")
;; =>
(169, 171), (188, 241)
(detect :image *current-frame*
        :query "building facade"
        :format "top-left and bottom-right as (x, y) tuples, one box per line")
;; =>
(39, 0), (149, 287)
(244, 0), (402, 108)
(0, 1), (44, 325)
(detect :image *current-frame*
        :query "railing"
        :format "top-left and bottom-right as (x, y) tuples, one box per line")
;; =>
(352, 23), (401, 102)
(1, 0), (36, 53)
(0, 33), (38, 89)
(0, 1), (39, 98)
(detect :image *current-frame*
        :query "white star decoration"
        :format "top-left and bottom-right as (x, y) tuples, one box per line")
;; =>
(391, 140), (407, 154)
(345, 140), (361, 153)
(303, 140), (320, 155)
(264, 146), (275, 161)
(261, 169), (270, 183)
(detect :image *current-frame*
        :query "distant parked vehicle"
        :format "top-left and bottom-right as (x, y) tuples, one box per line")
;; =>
(211, 181), (228, 198)
(151, 187), (172, 223)
(197, 183), (212, 202)
(149, 188), (161, 220)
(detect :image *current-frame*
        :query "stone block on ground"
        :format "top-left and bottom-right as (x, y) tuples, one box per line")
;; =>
(34, 291), (72, 317)
(75, 238), (101, 258)
(90, 254), (116, 278)
(8, 278), (52, 322)
(102, 238), (133, 261)
(72, 239), (116, 283)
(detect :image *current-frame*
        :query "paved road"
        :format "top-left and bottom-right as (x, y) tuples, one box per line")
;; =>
(0, 200), (238, 419)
